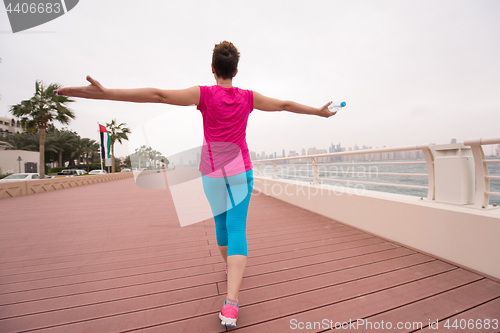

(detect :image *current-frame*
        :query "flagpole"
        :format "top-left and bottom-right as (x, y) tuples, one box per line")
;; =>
(98, 122), (103, 171)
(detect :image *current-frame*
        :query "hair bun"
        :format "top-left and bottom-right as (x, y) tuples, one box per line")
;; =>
(212, 41), (240, 79)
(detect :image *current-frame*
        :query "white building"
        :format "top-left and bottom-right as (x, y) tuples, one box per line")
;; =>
(0, 150), (40, 175)
(0, 117), (23, 135)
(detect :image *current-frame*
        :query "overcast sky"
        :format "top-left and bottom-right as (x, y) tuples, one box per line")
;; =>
(1, 0), (499, 158)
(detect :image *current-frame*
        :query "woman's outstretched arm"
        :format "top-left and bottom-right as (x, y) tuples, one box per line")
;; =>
(54, 75), (200, 106)
(253, 91), (336, 118)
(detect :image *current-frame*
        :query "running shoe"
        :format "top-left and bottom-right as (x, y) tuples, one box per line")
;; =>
(219, 298), (239, 327)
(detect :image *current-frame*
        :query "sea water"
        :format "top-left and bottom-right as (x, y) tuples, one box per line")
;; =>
(261, 160), (500, 205)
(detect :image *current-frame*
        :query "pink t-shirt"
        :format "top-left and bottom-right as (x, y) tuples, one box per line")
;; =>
(197, 85), (253, 177)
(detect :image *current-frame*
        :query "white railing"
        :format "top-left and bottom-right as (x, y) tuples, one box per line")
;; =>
(463, 137), (500, 208)
(253, 137), (500, 207)
(253, 144), (436, 201)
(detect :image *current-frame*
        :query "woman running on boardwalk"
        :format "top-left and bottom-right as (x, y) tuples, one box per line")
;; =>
(55, 41), (336, 328)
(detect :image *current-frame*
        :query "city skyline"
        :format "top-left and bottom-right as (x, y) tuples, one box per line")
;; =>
(251, 139), (500, 161)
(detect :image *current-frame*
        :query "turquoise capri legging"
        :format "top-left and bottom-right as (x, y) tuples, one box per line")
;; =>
(201, 168), (253, 256)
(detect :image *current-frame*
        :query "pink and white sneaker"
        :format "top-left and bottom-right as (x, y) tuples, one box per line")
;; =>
(219, 298), (239, 327)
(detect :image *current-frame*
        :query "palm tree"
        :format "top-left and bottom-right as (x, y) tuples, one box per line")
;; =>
(45, 129), (78, 167)
(71, 134), (85, 166)
(145, 146), (153, 169)
(159, 155), (169, 168)
(151, 149), (166, 169)
(10, 81), (75, 178)
(0, 132), (39, 151)
(106, 119), (131, 173)
(81, 138), (98, 166)
(122, 155), (132, 169)
(89, 141), (100, 164)
(132, 146), (144, 170)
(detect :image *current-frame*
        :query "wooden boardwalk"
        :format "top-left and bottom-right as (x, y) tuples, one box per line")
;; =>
(0, 175), (499, 332)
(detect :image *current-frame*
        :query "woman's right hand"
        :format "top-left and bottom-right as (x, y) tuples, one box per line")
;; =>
(54, 75), (108, 99)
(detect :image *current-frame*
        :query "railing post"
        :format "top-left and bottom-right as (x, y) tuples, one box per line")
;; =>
(311, 157), (319, 185)
(419, 145), (435, 200)
(272, 161), (279, 179)
(467, 141), (490, 208)
(254, 163), (260, 176)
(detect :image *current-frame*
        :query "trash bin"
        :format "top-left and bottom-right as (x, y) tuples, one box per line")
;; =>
(433, 143), (475, 205)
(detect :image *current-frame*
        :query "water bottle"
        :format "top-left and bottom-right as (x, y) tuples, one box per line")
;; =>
(328, 101), (346, 112)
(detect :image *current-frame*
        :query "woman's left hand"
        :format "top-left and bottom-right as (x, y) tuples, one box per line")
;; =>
(317, 102), (337, 118)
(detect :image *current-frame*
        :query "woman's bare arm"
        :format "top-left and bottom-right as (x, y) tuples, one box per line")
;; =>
(55, 76), (200, 106)
(253, 91), (336, 118)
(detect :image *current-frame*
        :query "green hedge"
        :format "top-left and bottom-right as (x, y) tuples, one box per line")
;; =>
(49, 166), (67, 174)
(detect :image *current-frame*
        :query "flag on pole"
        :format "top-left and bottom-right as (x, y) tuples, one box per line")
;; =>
(99, 124), (112, 167)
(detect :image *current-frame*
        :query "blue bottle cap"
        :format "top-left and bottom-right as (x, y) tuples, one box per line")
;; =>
(340, 101), (346, 107)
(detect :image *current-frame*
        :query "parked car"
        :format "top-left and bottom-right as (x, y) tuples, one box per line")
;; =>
(0, 173), (51, 182)
(121, 168), (131, 172)
(88, 170), (107, 175)
(55, 169), (79, 177)
(58, 169), (86, 176)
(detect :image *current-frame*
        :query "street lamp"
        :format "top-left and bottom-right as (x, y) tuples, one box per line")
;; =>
(17, 156), (22, 173)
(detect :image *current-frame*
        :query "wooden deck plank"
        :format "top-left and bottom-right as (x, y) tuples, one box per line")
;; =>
(418, 297), (500, 332)
(0, 228), (364, 283)
(0, 264), (218, 305)
(0, 244), (400, 320)
(0, 223), (352, 267)
(0, 222), (350, 265)
(213, 242), (397, 282)
(0, 224), (346, 270)
(359, 279), (500, 332)
(133, 267), (480, 333)
(0, 260), (459, 332)
(235, 261), (461, 316)
(207, 225), (355, 245)
(0, 219), (340, 253)
(0, 231), (368, 285)
(0, 246), (213, 274)
(231, 269), (483, 332)
(0, 250), (212, 283)
(0, 224), (353, 261)
(24, 295), (228, 333)
(1, 176), (499, 333)
(0, 238), (388, 297)
(218, 249), (424, 294)
(0, 284), (218, 332)
(0, 249), (418, 321)
(0, 237), (214, 263)
(0, 276), (223, 320)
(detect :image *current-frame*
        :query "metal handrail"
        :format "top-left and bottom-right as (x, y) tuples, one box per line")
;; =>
(272, 161), (427, 166)
(278, 170), (427, 178)
(278, 172), (429, 190)
(254, 137), (500, 206)
(297, 170), (428, 177)
(253, 143), (435, 200)
(464, 137), (500, 207)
